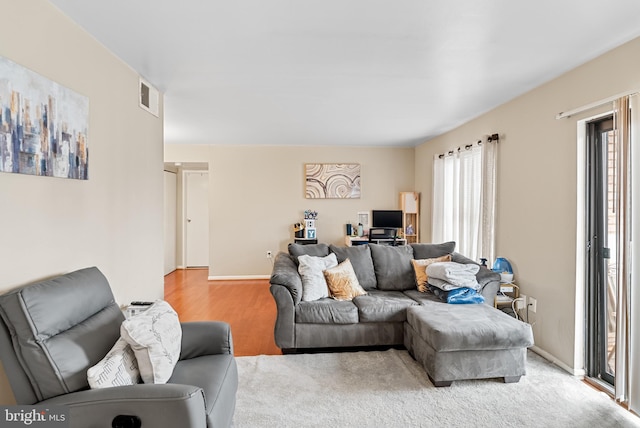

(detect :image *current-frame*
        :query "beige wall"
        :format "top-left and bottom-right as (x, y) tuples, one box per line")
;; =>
(416, 36), (640, 370)
(166, 37), (640, 370)
(165, 145), (415, 276)
(0, 1), (165, 403)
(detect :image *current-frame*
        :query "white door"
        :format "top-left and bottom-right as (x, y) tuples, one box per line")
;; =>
(185, 171), (209, 267)
(163, 171), (177, 275)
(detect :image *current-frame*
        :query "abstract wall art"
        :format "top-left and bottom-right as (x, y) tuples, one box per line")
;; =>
(0, 56), (89, 179)
(305, 163), (361, 199)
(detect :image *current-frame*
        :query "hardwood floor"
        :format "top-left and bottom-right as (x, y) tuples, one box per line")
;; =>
(164, 269), (281, 357)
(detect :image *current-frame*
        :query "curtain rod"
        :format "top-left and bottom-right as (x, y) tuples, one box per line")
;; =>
(437, 134), (499, 159)
(556, 89), (638, 119)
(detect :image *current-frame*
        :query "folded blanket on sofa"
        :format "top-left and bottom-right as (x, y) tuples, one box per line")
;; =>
(426, 262), (479, 286)
(429, 285), (448, 301)
(428, 285), (484, 304)
(428, 276), (480, 291)
(447, 287), (485, 304)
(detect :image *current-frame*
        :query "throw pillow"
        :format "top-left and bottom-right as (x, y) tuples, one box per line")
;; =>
(297, 253), (338, 301)
(288, 243), (330, 263)
(410, 241), (456, 259)
(120, 300), (182, 384)
(87, 337), (141, 389)
(369, 244), (415, 291)
(323, 258), (367, 301)
(411, 254), (452, 292)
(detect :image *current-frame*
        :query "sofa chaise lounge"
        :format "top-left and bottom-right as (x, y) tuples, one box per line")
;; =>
(270, 242), (534, 386)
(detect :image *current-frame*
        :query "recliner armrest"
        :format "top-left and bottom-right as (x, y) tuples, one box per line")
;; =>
(180, 321), (234, 359)
(39, 384), (207, 428)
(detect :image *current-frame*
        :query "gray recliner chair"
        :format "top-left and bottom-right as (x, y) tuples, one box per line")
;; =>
(0, 267), (237, 428)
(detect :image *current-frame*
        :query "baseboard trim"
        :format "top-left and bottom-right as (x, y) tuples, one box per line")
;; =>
(207, 275), (270, 281)
(530, 345), (585, 377)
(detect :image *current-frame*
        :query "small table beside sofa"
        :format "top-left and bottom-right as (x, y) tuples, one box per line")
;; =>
(269, 241), (534, 386)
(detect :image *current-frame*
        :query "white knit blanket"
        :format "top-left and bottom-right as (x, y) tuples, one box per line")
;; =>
(428, 276), (480, 291)
(426, 261), (480, 288)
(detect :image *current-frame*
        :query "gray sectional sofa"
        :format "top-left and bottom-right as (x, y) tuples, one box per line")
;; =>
(269, 242), (534, 386)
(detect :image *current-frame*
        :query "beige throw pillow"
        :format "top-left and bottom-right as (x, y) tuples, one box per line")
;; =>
(323, 258), (367, 301)
(411, 254), (452, 292)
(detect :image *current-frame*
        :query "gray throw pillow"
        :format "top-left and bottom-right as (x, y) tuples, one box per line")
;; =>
(329, 244), (377, 290)
(369, 244), (415, 291)
(288, 243), (330, 264)
(410, 241), (456, 259)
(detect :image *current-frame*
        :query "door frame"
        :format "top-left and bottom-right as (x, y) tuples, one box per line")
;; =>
(575, 110), (613, 377)
(164, 169), (178, 275)
(575, 97), (639, 411)
(584, 114), (615, 386)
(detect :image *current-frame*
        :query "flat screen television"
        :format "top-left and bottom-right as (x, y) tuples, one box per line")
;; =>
(371, 210), (403, 229)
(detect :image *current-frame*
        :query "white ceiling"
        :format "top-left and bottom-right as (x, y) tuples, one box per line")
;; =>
(50, 0), (640, 147)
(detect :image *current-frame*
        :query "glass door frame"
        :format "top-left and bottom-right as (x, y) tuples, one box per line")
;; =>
(585, 114), (615, 387)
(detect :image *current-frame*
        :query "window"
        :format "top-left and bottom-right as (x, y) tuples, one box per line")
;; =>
(432, 139), (497, 262)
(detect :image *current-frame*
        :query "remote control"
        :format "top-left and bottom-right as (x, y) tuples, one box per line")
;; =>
(130, 301), (153, 306)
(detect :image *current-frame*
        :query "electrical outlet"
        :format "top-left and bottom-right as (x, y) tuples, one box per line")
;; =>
(529, 297), (537, 313)
(516, 294), (527, 310)
(266, 250), (272, 259)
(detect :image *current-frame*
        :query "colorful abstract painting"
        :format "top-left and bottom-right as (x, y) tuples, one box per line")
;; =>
(305, 163), (361, 199)
(0, 56), (89, 179)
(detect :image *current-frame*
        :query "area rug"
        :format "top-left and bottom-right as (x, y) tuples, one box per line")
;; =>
(233, 349), (640, 427)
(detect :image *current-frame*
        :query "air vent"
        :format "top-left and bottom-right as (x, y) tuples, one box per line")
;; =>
(139, 77), (159, 117)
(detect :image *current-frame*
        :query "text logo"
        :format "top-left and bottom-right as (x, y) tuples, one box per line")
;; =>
(1, 406), (68, 427)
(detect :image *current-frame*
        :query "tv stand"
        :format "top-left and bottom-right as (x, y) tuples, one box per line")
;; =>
(345, 236), (407, 247)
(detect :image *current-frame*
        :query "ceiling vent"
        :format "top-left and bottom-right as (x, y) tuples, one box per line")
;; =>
(139, 77), (159, 117)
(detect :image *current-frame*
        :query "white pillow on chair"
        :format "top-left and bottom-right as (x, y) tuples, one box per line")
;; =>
(87, 337), (141, 389)
(120, 300), (182, 384)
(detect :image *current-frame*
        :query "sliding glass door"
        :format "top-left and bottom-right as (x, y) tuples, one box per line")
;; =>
(585, 115), (616, 386)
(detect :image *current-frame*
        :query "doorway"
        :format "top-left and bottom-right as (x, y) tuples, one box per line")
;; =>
(184, 171), (209, 268)
(585, 114), (616, 387)
(164, 170), (177, 275)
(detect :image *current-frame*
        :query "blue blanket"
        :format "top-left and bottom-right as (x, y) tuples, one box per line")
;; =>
(429, 286), (485, 304)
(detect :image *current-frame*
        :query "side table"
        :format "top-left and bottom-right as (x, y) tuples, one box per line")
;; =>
(494, 283), (519, 318)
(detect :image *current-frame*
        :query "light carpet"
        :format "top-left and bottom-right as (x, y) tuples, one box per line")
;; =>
(233, 349), (640, 427)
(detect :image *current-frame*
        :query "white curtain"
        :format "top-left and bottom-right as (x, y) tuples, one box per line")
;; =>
(609, 93), (640, 417)
(614, 96), (631, 403)
(432, 139), (497, 262)
(432, 151), (460, 247)
(625, 94), (639, 414)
